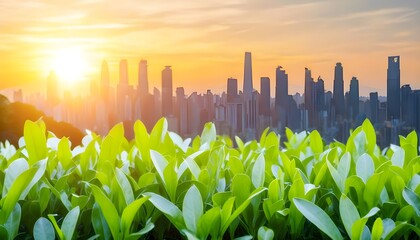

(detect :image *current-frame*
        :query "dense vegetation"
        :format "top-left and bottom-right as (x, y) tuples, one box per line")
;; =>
(0, 118), (419, 239)
(0, 94), (83, 147)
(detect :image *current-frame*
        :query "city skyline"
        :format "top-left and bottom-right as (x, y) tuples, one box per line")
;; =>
(1, 0), (420, 96)
(6, 51), (419, 148)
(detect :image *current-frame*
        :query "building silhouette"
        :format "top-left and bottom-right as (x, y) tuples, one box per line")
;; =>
(349, 77), (359, 120)
(387, 56), (400, 120)
(259, 77), (270, 117)
(162, 66), (173, 117)
(333, 62), (345, 120)
(369, 92), (379, 124)
(138, 60), (149, 95)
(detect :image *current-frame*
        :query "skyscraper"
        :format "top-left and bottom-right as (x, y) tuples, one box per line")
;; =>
(227, 78), (238, 102)
(369, 92), (379, 124)
(333, 62), (345, 118)
(387, 56), (400, 120)
(349, 77), (359, 120)
(401, 84), (412, 124)
(138, 60), (149, 95)
(243, 52), (253, 99)
(304, 67), (315, 127)
(242, 52), (256, 130)
(259, 77), (270, 116)
(100, 60), (110, 100)
(162, 66), (173, 117)
(275, 66), (288, 108)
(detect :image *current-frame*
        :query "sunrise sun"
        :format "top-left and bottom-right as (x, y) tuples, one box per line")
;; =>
(51, 47), (88, 84)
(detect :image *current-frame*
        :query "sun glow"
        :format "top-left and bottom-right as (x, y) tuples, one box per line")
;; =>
(51, 47), (88, 85)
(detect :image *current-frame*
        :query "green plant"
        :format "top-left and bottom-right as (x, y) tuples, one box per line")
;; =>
(0, 118), (419, 239)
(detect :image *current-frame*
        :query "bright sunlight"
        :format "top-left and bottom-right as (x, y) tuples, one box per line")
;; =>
(51, 47), (88, 85)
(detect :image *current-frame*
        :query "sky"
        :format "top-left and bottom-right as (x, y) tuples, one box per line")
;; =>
(0, 0), (419, 97)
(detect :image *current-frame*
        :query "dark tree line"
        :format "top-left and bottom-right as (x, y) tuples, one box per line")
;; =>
(0, 94), (83, 148)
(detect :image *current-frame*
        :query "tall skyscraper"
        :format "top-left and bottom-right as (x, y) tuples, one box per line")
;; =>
(242, 52), (256, 130)
(47, 71), (58, 104)
(401, 84), (412, 124)
(349, 77), (359, 120)
(100, 60), (110, 100)
(259, 77), (270, 116)
(162, 66), (173, 117)
(387, 56), (400, 120)
(333, 62), (345, 118)
(138, 60), (149, 95)
(243, 52), (253, 98)
(369, 92), (379, 124)
(275, 66), (288, 108)
(304, 67), (315, 127)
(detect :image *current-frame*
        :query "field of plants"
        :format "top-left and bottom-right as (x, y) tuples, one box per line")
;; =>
(0, 118), (419, 239)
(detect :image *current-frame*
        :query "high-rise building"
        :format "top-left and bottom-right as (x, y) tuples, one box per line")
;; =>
(242, 52), (256, 130)
(275, 66), (288, 108)
(349, 77), (359, 120)
(314, 76), (326, 129)
(259, 77), (270, 116)
(369, 92), (379, 124)
(117, 59), (131, 122)
(243, 52), (253, 99)
(176, 87), (188, 135)
(138, 60), (149, 95)
(162, 66), (173, 117)
(304, 67), (315, 128)
(333, 62), (345, 118)
(401, 84), (412, 124)
(100, 60), (110, 100)
(227, 78), (238, 102)
(47, 71), (58, 104)
(387, 56), (400, 120)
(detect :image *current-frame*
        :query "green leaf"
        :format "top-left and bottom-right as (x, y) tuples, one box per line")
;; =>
(371, 218), (383, 240)
(252, 154), (265, 188)
(356, 154), (374, 183)
(121, 196), (150, 237)
(143, 192), (185, 230)
(3, 158), (28, 196)
(309, 130), (323, 153)
(4, 204), (21, 240)
(91, 203), (111, 240)
(339, 194), (360, 237)
(61, 207), (80, 240)
(150, 150), (168, 185)
(201, 122), (216, 145)
(391, 147), (404, 168)
(362, 119), (376, 154)
(258, 226), (274, 240)
(33, 217), (55, 240)
(115, 168), (134, 206)
(150, 118), (168, 149)
(57, 137), (73, 170)
(364, 172), (387, 209)
(1, 167), (37, 223)
(221, 187), (266, 235)
(293, 198), (343, 240)
(88, 184), (120, 239)
(24, 120), (47, 166)
(183, 185), (203, 234)
(351, 207), (380, 240)
(402, 187), (420, 216)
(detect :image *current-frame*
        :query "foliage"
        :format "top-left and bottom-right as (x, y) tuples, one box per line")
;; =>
(0, 118), (419, 239)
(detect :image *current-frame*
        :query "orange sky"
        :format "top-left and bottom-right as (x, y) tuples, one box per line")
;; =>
(0, 0), (419, 97)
